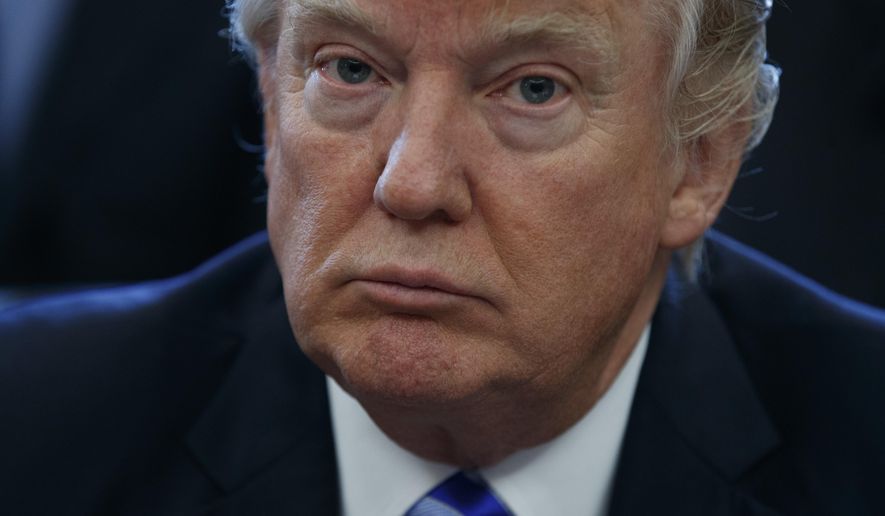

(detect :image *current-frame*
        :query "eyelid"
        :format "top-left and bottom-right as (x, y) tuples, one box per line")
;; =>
(501, 77), (568, 104)
(485, 65), (574, 99)
(314, 45), (389, 85)
(488, 72), (573, 115)
(320, 58), (377, 85)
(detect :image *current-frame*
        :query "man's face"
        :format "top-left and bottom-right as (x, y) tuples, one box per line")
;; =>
(264, 0), (679, 411)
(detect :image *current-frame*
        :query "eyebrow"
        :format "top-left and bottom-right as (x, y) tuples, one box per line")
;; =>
(286, 0), (379, 35)
(476, 9), (619, 65)
(286, 0), (619, 64)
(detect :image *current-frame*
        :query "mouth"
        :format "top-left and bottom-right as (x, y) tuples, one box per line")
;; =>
(350, 266), (488, 313)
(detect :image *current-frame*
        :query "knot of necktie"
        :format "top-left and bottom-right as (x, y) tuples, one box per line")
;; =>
(404, 470), (511, 516)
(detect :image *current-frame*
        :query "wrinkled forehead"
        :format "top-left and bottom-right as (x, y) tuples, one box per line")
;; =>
(285, 0), (626, 64)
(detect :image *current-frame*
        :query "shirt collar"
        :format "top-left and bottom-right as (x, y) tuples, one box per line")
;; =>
(329, 324), (650, 516)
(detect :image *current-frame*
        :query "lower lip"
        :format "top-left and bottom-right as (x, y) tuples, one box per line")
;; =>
(352, 280), (474, 312)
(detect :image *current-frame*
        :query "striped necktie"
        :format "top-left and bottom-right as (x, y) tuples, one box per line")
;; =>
(405, 471), (511, 516)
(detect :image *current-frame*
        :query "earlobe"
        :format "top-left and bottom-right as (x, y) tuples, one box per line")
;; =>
(661, 194), (709, 249)
(659, 122), (748, 249)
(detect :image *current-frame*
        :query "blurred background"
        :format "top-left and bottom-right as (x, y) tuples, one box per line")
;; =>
(715, 0), (885, 308)
(0, 0), (266, 304)
(0, 0), (883, 308)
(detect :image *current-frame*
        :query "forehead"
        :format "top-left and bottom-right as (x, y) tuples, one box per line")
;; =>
(286, 0), (630, 63)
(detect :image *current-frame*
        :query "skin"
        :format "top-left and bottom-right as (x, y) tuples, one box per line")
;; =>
(257, 0), (746, 468)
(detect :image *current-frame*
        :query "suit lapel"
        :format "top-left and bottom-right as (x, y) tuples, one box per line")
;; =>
(185, 284), (338, 514)
(609, 270), (783, 516)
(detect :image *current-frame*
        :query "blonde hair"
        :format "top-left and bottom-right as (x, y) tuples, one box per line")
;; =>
(653, 0), (779, 156)
(227, 0), (280, 56)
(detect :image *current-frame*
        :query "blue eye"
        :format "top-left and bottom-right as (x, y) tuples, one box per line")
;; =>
(335, 58), (373, 84)
(519, 77), (556, 104)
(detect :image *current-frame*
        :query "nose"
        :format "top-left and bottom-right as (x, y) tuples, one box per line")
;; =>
(373, 91), (473, 223)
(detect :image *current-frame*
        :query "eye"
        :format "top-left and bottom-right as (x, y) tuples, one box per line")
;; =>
(519, 77), (557, 104)
(500, 75), (568, 106)
(323, 57), (377, 84)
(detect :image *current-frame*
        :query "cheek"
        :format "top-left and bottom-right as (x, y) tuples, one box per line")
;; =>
(486, 104), (587, 152)
(266, 92), (377, 311)
(272, 96), (373, 225)
(478, 137), (665, 343)
(302, 73), (385, 131)
(493, 146), (660, 268)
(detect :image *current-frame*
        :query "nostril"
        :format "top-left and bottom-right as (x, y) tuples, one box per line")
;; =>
(374, 174), (439, 221)
(372, 132), (472, 223)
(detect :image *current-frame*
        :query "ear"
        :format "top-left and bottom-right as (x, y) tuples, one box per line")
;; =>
(659, 121), (748, 249)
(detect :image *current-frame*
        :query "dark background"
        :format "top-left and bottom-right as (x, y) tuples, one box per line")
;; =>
(716, 0), (885, 308)
(0, 0), (883, 307)
(0, 0), (266, 290)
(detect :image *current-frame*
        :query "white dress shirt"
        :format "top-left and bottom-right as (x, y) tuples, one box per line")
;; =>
(328, 324), (650, 516)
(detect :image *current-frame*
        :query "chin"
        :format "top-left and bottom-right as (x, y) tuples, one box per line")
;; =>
(311, 314), (494, 409)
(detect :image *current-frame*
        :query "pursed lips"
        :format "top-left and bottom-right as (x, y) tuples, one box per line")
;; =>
(350, 266), (491, 312)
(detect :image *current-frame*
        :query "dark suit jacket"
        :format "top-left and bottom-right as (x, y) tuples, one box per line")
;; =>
(1, 232), (883, 515)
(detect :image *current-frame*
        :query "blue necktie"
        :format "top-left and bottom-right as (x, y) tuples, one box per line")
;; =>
(405, 471), (511, 516)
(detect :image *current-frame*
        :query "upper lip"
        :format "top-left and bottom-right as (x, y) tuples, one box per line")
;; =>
(356, 266), (481, 300)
